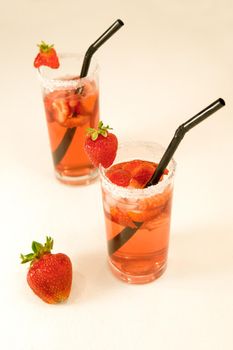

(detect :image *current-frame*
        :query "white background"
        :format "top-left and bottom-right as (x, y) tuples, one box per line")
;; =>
(1, 1), (233, 349)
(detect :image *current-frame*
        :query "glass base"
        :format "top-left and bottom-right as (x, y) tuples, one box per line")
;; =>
(108, 259), (167, 284)
(55, 168), (99, 185)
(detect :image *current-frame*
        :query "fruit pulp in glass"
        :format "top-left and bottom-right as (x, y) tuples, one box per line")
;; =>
(43, 78), (99, 183)
(102, 159), (173, 283)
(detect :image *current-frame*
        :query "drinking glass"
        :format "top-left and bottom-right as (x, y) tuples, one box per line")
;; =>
(38, 53), (99, 185)
(100, 141), (176, 283)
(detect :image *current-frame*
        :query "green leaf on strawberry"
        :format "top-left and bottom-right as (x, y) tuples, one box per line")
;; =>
(37, 41), (54, 53)
(20, 253), (35, 264)
(21, 236), (54, 265)
(87, 121), (113, 140)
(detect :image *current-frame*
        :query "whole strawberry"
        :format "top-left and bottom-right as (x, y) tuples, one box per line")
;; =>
(84, 121), (118, 168)
(21, 237), (72, 304)
(34, 41), (60, 69)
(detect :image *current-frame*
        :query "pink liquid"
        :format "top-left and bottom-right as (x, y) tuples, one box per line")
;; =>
(103, 159), (173, 283)
(43, 79), (99, 184)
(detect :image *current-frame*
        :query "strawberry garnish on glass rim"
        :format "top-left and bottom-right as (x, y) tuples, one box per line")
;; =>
(84, 121), (118, 168)
(34, 41), (60, 69)
(21, 236), (72, 304)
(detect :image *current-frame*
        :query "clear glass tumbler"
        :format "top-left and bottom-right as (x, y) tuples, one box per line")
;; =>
(38, 53), (99, 185)
(100, 141), (176, 284)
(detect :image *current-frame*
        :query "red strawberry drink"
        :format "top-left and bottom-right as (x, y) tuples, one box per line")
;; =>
(38, 54), (99, 184)
(100, 141), (176, 284)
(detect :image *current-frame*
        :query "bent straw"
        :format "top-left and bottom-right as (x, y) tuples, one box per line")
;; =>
(146, 98), (225, 186)
(52, 19), (124, 166)
(108, 98), (225, 255)
(80, 19), (124, 79)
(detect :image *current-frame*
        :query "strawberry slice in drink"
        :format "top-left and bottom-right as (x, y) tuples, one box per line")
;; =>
(106, 168), (131, 187)
(52, 97), (71, 125)
(108, 207), (137, 228)
(105, 160), (169, 189)
(67, 91), (80, 113)
(64, 114), (89, 128)
(44, 90), (68, 123)
(127, 205), (165, 223)
(129, 161), (156, 188)
(45, 88), (93, 128)
(121, 159), (145, 174)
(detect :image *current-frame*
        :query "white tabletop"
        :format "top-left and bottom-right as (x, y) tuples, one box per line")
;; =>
(1, 1), (233, 349)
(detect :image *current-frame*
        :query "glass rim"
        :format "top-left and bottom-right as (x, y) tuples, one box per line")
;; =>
(99, 141), (176, 199)
(37, 52), (99, 88)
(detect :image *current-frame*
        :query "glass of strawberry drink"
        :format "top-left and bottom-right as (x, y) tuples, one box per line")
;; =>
(99, 141), (176, 284)
(38, 54), (99, 185)
(98, 98), (225, 284)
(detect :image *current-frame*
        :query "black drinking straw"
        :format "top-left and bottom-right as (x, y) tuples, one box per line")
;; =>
(108, 98), (225, 255)
(79, 19), (124, 79)
(146, 98), (225, 186)
(52, 19), (124, 166)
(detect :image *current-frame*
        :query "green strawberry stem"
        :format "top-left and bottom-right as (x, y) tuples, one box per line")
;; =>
(21, 236), (54, 265)
(38, 41), (54, 53)
(87, 121), (113, 141)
